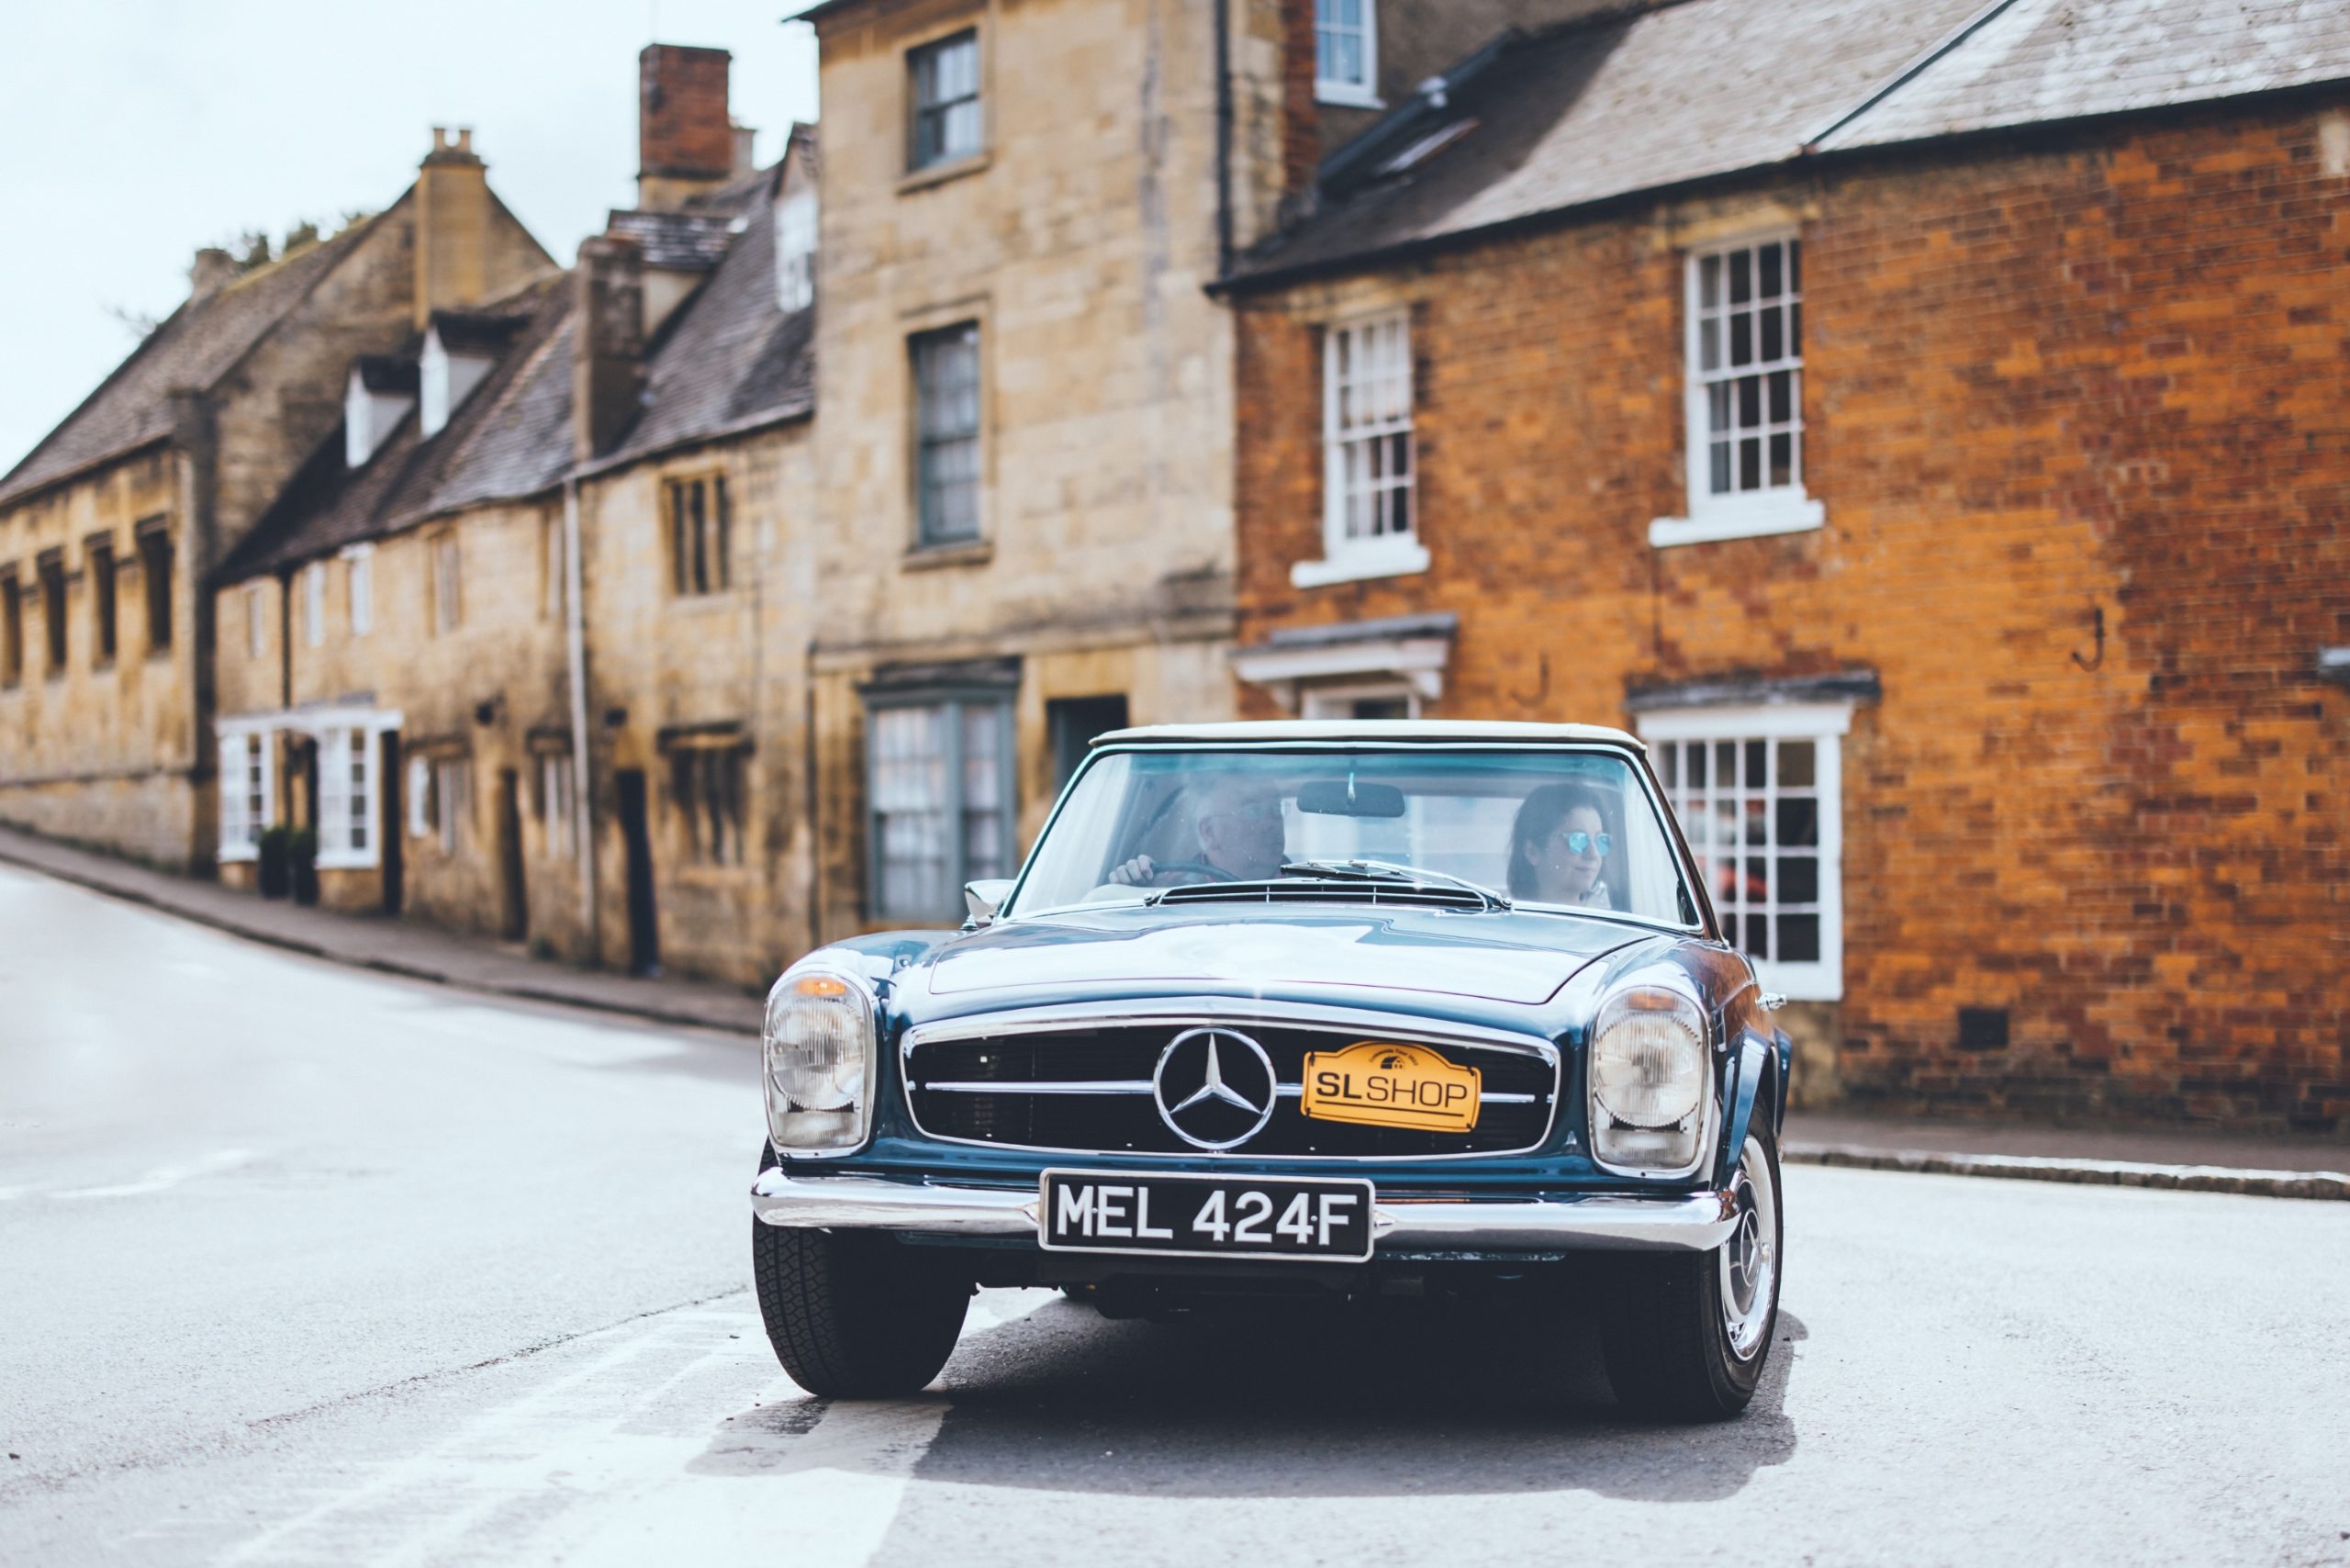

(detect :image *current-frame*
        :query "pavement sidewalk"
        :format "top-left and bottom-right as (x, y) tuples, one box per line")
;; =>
(5, 823), (2342, 1198)
(0, 823), (763, 1035)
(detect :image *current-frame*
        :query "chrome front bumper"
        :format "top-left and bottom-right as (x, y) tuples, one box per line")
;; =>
(750, 1169), (1739, 1254)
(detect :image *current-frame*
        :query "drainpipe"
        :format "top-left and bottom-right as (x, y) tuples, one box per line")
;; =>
(562, 476), (599, 958)
(1213, 0), (1234, 278)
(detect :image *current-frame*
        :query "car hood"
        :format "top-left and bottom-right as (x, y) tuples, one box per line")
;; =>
(922, 905), (1644, 1006)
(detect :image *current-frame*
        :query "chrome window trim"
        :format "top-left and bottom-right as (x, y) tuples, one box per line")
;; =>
(900, 998), (1560, 1162)
(1000, 739), (1716, 941)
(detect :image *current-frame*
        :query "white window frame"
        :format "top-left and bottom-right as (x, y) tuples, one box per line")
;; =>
(1295, 311), (1427, 588)
(1650, 230), (1825, 548)
(775, 182), (816, 312)
(244, 582), (266, 660)
(1314, 0), (1382, 108)
(302, 562), (326, 647)
(314, 723), (380, 870)
(407, 754), (432, 839)
(343, 544), (374, 637)
(1637, 702), (1849, 1001)
(866, 693), (1015, 922)
(215, 726), (274, 862)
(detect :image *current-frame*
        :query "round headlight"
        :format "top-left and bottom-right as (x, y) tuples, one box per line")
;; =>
(1590, 985), (1706, 1131)
(763, 969), (874, 1152)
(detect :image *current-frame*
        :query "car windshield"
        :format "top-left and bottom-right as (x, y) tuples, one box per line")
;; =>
(1008, 746), (1697, 927)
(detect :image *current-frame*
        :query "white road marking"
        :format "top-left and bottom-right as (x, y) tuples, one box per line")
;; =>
(213, 1287), (1061, 1567)
(50, 1148), (255, 1200)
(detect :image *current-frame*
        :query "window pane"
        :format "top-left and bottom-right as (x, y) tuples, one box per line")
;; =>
(1778, 914), (1820, 962)
(1699, 318), (1719, 372)
(1769, 432), (1793, 487)
(1775, 796), (1818, 847)
(1707, 442), (1730, 495)
(1739, 437), (1762, 490)
(1715, 741), (1736, 789)
(1729, 312), (1751, 367)
(1760, 307), (1783, 362)
(1787, 240), (1801, 292)
(1759, 242), (1782, 297)
(1780, 857), (1819, 904)
(1767, 370), (1791, 423)
(1699, 253), (1720, 308)
(1728, 249), (1751, 305)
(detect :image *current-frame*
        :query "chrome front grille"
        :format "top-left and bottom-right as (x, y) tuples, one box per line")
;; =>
(901, 1008), (1559, 1160)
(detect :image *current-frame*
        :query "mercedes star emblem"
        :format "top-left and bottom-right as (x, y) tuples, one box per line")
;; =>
(1153, 1027), (1278, 1150)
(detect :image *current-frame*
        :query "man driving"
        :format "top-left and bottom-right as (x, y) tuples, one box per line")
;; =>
(1109, 778), (1288, 887)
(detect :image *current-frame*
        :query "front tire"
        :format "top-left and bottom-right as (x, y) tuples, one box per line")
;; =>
(752, 1219), (971, 1397)
(1600, 1119), (1783, 1421)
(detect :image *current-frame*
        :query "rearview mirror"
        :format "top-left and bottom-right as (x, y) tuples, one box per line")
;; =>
(1295, 778), (1407, 818)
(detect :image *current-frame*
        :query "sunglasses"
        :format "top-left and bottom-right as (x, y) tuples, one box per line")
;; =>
(1552, 830), (1611, 857)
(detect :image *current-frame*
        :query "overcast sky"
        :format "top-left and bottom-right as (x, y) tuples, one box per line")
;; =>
(0, 1), (820, 476)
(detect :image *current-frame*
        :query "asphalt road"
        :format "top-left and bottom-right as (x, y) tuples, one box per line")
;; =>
(2, 862), (2345, 1567)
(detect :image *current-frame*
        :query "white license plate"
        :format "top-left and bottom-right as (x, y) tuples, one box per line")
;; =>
(1036, 1169), (1376, 1262)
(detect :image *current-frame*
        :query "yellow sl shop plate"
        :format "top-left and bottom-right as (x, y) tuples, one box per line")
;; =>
(1300, 1042), (1482, 1133)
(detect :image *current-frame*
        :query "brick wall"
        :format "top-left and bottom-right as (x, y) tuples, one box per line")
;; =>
(1233, 100), (2350, 1132)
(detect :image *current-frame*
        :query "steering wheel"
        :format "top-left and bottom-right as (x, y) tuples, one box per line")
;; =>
(1142, 859), (1226, 881)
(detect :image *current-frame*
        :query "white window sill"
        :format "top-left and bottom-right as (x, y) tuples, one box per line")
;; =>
(218, 845), (259, 864)
(1291, 537), (1429, 589)
(1752, 958), (1841, 1003)
(316, 850), (381, 872)
(1315, 83), (1383, 109)
(1649, 496), (1825, 549)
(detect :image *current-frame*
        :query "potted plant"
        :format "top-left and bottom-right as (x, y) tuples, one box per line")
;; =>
(290, 827), (319, 907)
(257, 826), (292, 899)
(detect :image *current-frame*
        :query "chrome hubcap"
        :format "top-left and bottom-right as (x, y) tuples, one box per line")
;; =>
(1718, 1133), (1777, 1361)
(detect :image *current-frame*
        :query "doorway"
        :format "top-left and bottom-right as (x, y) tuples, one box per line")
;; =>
(616, 768), (659, 974)
(380, 732), (404, 914)
(497, 767), (528, 940)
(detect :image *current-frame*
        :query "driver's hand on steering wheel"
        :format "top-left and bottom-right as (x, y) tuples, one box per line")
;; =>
(1107, 855), (1157, 886)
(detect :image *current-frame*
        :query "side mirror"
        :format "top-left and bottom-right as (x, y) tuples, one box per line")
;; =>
(963, 879), (1017, 927)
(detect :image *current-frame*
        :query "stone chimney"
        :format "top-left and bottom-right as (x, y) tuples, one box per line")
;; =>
(638, 44), (733, 210)
(414, 127), (492, 330)
(573, 236), (645, 461)
(190, 247), (235, 299)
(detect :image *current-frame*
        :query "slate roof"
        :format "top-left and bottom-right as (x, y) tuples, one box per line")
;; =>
(218, 274), (573, 579)
(218, 129), (819, 578)
(598, 127), (816, 467)
(0, 218), (382, 509)
(1816, 0), (2350, 150)
(606, 208), (737, 271)
(1230, 0), (2350, 286)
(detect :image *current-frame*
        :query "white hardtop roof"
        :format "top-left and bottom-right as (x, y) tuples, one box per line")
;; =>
(1095, 720), (1643, 748)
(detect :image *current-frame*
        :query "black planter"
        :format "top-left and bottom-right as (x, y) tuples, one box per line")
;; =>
(257, 828), (291, 900)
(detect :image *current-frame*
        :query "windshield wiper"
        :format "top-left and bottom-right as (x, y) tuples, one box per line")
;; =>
(1277, 858), (1512, 912)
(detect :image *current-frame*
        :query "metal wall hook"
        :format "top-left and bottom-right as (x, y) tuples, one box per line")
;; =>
(2070, 606), (2105, 672)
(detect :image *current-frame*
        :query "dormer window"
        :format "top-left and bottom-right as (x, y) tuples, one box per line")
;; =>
(419, 325), (496, 439)
(343, 358), (417, 468)
(1315, 0), (1380, 107)
(776, 179), (816, 312)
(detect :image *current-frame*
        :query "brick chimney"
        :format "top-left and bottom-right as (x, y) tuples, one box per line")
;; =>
(415, 127), (493, 330)
(638, 44), (733, 211)
(573, 236), (645, 460)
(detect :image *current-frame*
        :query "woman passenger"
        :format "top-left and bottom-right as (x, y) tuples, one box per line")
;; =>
(1507, 783), (1616, 908)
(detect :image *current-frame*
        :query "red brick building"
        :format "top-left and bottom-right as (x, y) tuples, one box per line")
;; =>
(1222, 0), (2350, 1131)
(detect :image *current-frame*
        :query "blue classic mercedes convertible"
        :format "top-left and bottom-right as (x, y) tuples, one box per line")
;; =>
(751, 722), (1790, 1419)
